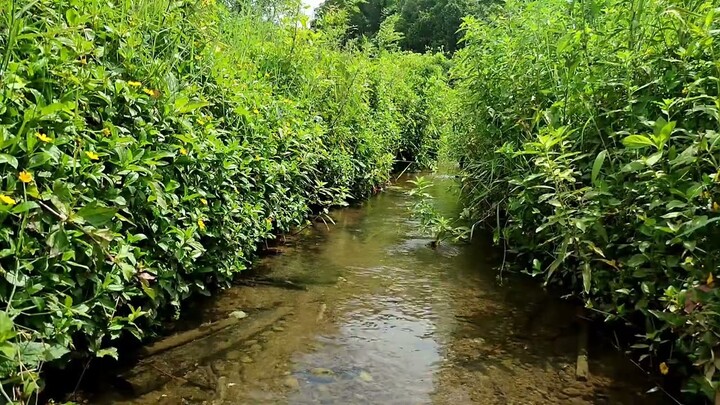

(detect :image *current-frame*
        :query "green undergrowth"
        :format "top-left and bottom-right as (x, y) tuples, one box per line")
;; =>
(0, 0), (451, 400)
(450, 0), (720, 399)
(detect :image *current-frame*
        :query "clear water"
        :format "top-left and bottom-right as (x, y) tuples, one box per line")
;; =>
(94, 173), (666, 404)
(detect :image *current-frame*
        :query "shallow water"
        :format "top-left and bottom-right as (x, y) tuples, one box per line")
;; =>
(95, 174), (666, 404)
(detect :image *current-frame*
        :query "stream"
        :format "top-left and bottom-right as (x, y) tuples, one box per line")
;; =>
(93, 173), (666, 404)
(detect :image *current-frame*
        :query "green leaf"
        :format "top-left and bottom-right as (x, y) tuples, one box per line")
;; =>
(47, 227), (70, 257)
(96, 347), (118, 360)
(655, 121), (675, 148)
(65, 9), (79, 26)
(76, 201), (117, 227)
(645, 151), (663, 166)
(622, 135), (655, 149)
(582, 262), (591, 294)
(28, 151), (53, 168)
(0, 154), (18, 169)
(0, 313), (16, 343)
(591, 150), (607, 185)
(11, 201), (39, 214)
(4, 271), (27, 287)
(627, 254), (647, 267)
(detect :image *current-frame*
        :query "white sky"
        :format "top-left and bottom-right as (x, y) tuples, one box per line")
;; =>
(302, 0), (323, 16)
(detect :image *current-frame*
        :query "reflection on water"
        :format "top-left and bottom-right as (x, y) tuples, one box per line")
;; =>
(94, 174), (665, 405)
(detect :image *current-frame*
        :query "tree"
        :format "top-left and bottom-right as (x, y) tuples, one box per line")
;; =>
(313, 0), (497, 54)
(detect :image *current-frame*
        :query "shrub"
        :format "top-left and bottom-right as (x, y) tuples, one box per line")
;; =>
(0, 0), (449, 400)
(451, 0), (720, 399)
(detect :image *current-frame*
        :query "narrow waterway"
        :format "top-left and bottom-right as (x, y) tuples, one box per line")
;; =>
(95, 173), (664, 404)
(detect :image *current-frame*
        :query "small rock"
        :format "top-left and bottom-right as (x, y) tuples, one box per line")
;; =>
(244, 340), (258, 346)
(357, 371), (373, 382)
(272, 325), (285, 332)
(283, 376), (300, 390)
(216, 377), (229, 401)
(240, 355), (254, 364)
(230, 311), (248, 320)
(310, 368), (334, 376)
(561, 387), (584, 397)
(249, 344), (263, 352)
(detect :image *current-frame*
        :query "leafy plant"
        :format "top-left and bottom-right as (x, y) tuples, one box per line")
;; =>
(409, 176), (468, 246)
(0, 0), (450, 401)
(451, 0), (720, 399)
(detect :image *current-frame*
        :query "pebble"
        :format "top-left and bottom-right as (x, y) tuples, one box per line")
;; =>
(357, 371), (373, 382)
(249, 344), (263, 352)
(561, 387), (585, 397)
(240, 355), (254, 363)
(310, 368), (334, 376)
(283, 376), (300, 390)
(244, 340), (258, 346)
(272, 325), (285, 332)
(229, 310), (247, 320)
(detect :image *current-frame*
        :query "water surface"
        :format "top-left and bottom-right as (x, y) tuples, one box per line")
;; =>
(96, 174), (663, 404)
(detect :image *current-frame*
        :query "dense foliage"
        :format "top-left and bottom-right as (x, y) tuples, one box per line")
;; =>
(450, 0), (720, 399)
(0, 0), (451, 400)
(315, 0), (494, 53)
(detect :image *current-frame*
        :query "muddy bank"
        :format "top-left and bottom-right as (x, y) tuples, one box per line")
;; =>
(88, 174), (668, 404)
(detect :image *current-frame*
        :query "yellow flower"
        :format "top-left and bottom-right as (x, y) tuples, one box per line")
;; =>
(0, 194), (16, 206)
(36, 132), (52, 143)
(684, 256), (694, 265)
(102, 128), (111, 136)
(85, 151), (100, 160)
(18, 171), (32, 183)
(179, 147), (188, 156)
(128, 81), (142, 88)
(714, 202), (720, 212)
(253, 108), (260, 115)
(708, 273), (714, 286)
(142, 88), (160, 98)
(659, 362), (669, 375)
(200, 198), (208, 205)
(79, 56), (87, 65)
(715, 171), (720, 182)
(198, 219), (206, 231)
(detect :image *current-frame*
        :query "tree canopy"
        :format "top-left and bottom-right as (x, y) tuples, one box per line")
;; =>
(314, 0), (497, 53)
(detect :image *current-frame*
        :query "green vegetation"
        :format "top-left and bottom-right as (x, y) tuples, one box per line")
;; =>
(450, 0), (720, 399)
(0, 0), (451, 400)
(315, 0), (495, 53)
(3, 0), (720, 400)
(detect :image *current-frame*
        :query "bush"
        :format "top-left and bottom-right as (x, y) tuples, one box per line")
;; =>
(451, 0), (720, 399)
(0, 0), (449, 400)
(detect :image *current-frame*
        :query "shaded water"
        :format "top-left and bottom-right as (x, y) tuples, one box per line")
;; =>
(95, 174), (665, 404)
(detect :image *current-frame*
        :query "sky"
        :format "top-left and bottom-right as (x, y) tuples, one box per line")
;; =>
(301, 0), (323, 16)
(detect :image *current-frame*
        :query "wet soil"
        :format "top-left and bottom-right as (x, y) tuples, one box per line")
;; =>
(91, 174), (668, 405)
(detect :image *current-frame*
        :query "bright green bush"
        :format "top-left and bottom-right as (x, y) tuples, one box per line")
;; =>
(0, 0), (449, 400)
(451, 0), (720, 399)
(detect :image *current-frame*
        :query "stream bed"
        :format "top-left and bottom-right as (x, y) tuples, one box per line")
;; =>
(94, 173), (666, 404)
